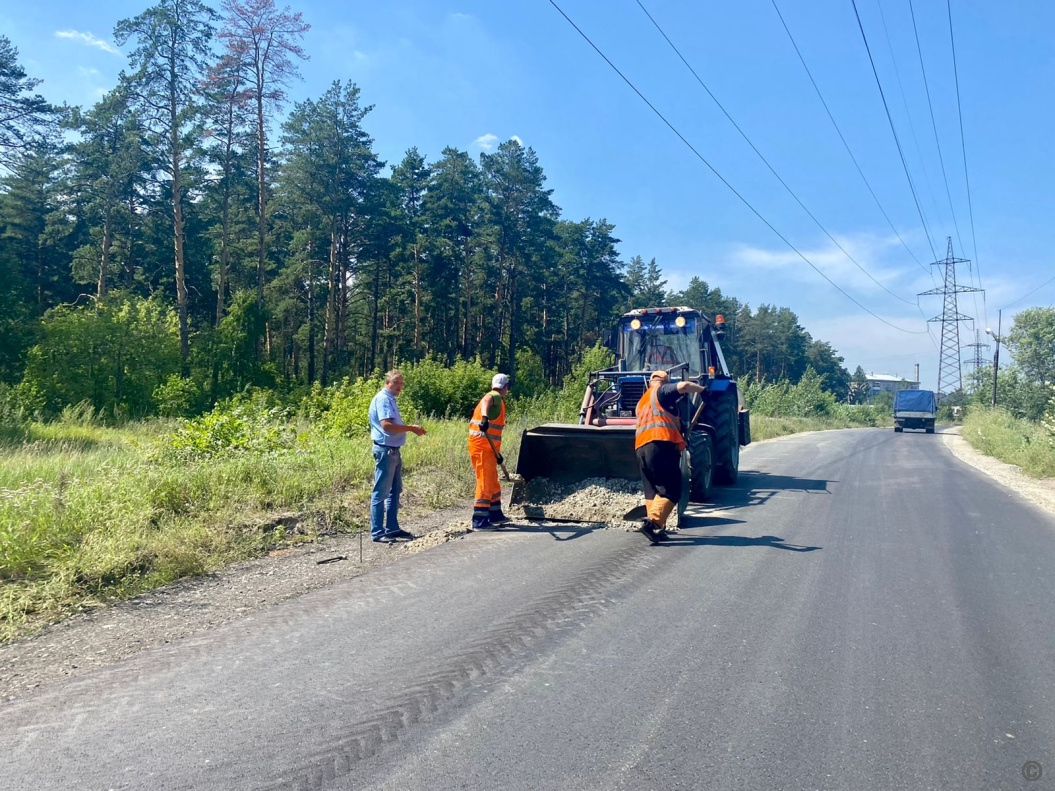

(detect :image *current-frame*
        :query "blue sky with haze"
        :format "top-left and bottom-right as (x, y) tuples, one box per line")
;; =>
(3, 0), (1052, 389)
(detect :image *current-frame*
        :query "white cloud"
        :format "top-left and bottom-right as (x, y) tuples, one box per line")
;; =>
(55, 30), (120, 56)
(473, 133), (499, 151)
(510, 135), (523, 145)
(722, 233), (922, 300)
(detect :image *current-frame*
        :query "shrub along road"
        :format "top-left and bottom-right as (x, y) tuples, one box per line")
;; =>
(1, 428), (1054, 790)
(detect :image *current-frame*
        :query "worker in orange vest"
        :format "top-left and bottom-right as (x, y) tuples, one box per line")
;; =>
(635, 369), (705, 543)
(468, 373), (511, 530)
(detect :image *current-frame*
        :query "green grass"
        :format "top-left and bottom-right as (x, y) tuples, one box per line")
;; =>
(961, 408), (1055, 479)
(750, 413), (891, 442)
(0, 415), (483, 641)
(0, 404), (884, 642)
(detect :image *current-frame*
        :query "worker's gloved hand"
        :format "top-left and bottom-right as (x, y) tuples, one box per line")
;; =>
(496, 452), (504, 465)
(479, 417), (489, 433)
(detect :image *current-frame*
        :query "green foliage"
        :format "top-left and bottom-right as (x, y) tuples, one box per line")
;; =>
(963, 407), (1055, 479)
(968, 364), (1051, 422)
(154, 374), (205, 418)
(304, 375), (385, 438)
(513, 348), (546, 399)
(164, 399), (295, 462)
(872, 391), (895, 416)
(1007, 307), (1055, 386)
(559, 342), (616, 419)
(21, 293), (181, 417)
(400, 357), (495, 419)
(740, 367), (836, 418)
(1043, 386), (1055, 444)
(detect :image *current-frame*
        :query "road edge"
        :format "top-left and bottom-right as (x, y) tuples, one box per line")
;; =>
(941, 426), (1055, 517)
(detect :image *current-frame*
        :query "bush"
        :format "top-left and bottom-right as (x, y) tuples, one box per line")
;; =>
(21, 292), (181, 417)
(400, 357), (496, 419)
(164, 400), (296, 461)
(740, 368), (838, 418)
(154, 375), (205, 418)
(304, 375), (385, 438)
(558, 342), (615, 419)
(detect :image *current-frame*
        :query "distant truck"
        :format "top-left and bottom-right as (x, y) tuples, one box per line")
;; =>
(893, 389), (937, 433)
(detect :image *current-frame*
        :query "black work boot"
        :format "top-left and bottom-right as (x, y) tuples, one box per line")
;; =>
(639, 519), (663, 544)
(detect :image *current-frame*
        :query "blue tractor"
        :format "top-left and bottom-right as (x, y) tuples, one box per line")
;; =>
(512, 307), (750, 519)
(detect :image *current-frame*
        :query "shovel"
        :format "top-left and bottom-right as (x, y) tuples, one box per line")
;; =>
(484, 433), (521, 483)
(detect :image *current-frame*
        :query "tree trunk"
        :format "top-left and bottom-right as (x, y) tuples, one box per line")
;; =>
(98, 210), (111, 299)
(216, 120), (234, 327)
(370, 257), (379, 374)
(307, 236), (315, 384)
(170, 74), (189, 374)
(413, 238), (421, 355)
(256, 86), (266, 306)
(322, 224), (337, 386)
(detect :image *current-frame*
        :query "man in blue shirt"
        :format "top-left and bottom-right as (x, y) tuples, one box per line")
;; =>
(368, 370), (427, 543)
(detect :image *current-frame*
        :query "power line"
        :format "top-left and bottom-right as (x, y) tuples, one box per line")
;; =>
(1001, 273), (1055, 311)
(875, 0), (944, 241)
(850, 0), (938, 261)
(908, 0), (980, 333)
(908, 0), (964, 257)
(546, 0), (928, 335)
(947, 0), (986, 331)
(634, 0), (916, 306)
(769, 0), (930, 275)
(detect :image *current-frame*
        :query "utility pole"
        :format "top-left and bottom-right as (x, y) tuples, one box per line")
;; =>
(987, 310), (1002, 407)
(919, 238), (983, 401)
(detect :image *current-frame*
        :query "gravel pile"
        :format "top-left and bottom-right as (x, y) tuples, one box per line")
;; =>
(509, 476), (677, 528)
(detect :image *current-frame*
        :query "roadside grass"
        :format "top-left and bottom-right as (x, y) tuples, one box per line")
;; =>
(0, 403), (885, 642)
(0, 415), (480, 641)
(961, 408), (1055, 479)
(750, 413), (891, 442)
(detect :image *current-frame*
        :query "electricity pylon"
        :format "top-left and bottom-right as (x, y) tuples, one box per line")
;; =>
(919, 238), (983, 399)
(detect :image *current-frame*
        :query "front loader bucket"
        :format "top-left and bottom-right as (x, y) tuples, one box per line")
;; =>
(509, 424), (647, 524)
(513, 423), (639, 484)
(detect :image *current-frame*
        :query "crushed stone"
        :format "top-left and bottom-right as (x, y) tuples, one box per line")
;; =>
(509, 475), (677, 528)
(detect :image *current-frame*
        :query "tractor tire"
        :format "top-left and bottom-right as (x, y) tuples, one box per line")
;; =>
(704, 391), (739, 486)
(925, 427), (935, 434)
(894, 426), (903, 433)
(688, 430), (713, 503)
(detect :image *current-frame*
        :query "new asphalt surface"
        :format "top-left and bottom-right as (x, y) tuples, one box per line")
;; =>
(2, 427), (1054, 790)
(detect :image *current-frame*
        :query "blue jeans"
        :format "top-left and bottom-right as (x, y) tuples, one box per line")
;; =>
(371, 445), (403, 538)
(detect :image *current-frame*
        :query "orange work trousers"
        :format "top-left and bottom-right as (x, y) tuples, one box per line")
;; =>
(468, 439), (502, 523)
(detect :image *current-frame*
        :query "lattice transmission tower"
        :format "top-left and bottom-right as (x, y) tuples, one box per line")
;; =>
(963, 328), (989, 388)
(919, 238), (983, 399)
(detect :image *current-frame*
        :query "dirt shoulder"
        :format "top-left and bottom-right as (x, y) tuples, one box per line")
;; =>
(941, 426), (1055, 516)
(0, 500), (477, 702)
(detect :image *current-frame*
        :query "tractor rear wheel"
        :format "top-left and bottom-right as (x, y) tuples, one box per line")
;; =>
(688, 430), (713, 502)
(704, 392), (739, 485)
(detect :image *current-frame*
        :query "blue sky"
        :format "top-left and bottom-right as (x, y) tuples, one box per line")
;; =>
(3, 0), (1053, 388)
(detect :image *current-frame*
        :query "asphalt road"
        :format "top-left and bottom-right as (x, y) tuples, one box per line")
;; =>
(3, 428), (1054, 790)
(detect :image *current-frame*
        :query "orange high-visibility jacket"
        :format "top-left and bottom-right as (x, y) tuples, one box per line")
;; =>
(468, 391), (505, 448)
(635, 385), (685, 451)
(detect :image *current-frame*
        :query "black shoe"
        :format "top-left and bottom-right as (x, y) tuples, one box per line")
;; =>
(489, 511), (510, 525)
(387, 529), (415, 540)
(639, 520), (662, 544)
(371, 535), (396, 544)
